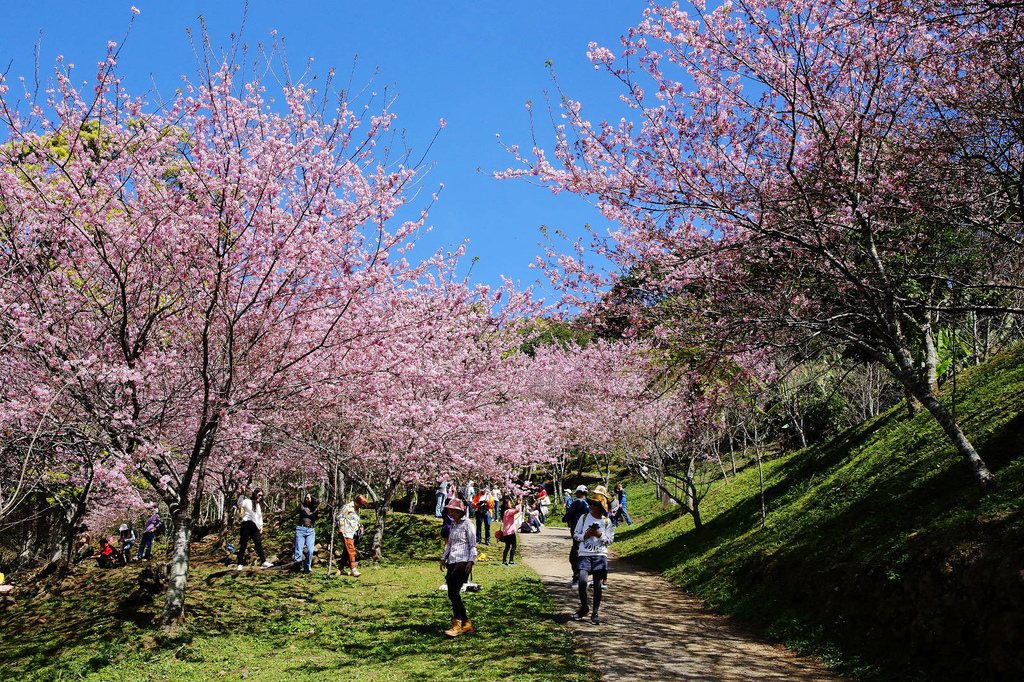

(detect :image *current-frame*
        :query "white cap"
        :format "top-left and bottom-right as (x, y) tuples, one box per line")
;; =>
(575, 485), (588, 494)
(118, 524), (129, 531)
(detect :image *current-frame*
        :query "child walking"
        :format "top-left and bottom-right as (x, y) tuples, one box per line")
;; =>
(571, 485), (614, 625)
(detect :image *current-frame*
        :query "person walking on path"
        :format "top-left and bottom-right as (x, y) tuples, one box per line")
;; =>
(562, 485), (590, 588)
(572, 485), (614, 625)
(439, 498), (477, 637)
(137, 511), (161, 561)
(613, 483), (634, 526)
(338, 494), (367, 577)
(284, 493), (318, 573)
(473, 487), (496, 545)
(499, 498), (522, 565)
(237, 488), (273, 569)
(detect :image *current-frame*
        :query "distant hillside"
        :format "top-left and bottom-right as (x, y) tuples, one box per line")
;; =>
(614, 344), (1024, 680)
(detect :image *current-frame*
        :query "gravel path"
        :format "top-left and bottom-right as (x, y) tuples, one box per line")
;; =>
(519, 525), (840, 681)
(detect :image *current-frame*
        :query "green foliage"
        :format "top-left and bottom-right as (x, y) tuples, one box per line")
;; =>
(612, 343), (1024, 680)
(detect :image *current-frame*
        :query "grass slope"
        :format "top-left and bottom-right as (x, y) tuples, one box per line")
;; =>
(614, 344), (1024, 681)
(0, 512), (599, 682)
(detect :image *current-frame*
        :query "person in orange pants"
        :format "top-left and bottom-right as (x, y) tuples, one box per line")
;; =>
(338, 494), (368, 577)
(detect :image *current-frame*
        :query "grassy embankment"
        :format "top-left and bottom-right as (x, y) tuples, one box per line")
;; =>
(0, 512), (599, 682)
(612, 343), (1024, 680)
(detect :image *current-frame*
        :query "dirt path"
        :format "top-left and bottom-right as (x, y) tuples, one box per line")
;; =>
(519, 526), (839, 681)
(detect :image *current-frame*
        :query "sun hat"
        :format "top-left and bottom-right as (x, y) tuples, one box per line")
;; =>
(574, 484), (588, 494)
(118, 524), (129, 532)
(588, 485), (611, 513)
(444, 498), (468, 515)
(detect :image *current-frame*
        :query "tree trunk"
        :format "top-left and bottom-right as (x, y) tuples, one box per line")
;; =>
(326, 461), (340, 577)
(369, 486), (396, 560)
(922, 322), (941, 395)
(159, 512), (192, 628)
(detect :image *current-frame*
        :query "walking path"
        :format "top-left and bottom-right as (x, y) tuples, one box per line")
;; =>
(519, 526), (839, 681)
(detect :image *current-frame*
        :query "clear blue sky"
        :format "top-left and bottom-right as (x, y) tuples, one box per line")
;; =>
(1, 1), (649, 295)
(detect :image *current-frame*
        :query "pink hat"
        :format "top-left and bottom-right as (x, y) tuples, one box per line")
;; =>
(444, 498), (467, 515)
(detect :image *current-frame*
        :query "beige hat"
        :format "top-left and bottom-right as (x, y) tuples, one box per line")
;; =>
(588, 485), (611, 513)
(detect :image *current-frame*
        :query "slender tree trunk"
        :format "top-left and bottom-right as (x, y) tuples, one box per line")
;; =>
(160, 511), (192, 628)
(369, 485), (396, 560)
(326, 461), (339, 577)
(923, 322), (941, 395)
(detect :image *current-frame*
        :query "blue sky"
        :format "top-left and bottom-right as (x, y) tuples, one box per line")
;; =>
(1, 1), (650, 295)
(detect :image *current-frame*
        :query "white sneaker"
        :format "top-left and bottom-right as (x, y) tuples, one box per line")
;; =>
(236, 564), (244, 571)
(260, 561), (273, 569)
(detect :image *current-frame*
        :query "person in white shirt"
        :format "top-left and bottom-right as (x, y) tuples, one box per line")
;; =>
(338, 494), (368, 577)
(435, 479), (448, 517)
(571, 485), (614, 625)
(439, 498), (477, 637)
(236, 488), (273, 570)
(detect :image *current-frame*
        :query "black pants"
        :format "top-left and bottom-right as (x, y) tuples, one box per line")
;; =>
(502, 534), (517, 563)
(569, 539), (581, 581)
(237, 520), (266, 564)
(445, 562), (470, 622)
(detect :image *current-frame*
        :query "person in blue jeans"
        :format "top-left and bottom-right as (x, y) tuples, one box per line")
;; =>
(613, 483), (633, 526)
(435, 479), (448, 517)
(284, 494), (318, 573)
(137, 511), (162, 561)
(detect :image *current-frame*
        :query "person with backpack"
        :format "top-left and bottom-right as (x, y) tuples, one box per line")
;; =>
(439, 498), (476, 637)
(562, 485), (590, 588)
(338, 494), (367, 577)
(473, 487), (496, 545)
(237, 488), (273, 570)
(571, 485), (614, 625)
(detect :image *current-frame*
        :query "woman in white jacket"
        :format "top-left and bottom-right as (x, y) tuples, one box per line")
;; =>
(571, 485), (614, 625)
(237, 488), (273, 569)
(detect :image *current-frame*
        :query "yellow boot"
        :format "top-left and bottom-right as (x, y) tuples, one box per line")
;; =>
(444, 619), (463, 637)
(457, 619), (474, 635)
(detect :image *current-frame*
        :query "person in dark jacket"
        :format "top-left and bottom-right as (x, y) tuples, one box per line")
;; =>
(562, 485), (590, 588)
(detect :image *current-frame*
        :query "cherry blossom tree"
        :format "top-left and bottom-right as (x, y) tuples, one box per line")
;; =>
(0, 37), (434, 625)
(503, 0), (1021, 491)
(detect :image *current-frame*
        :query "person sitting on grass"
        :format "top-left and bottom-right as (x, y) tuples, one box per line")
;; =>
(93, 537), (117, 569)
(118, 524), (136, 565)
(439, 498), (476, 637)
(571, 485), (614, 626)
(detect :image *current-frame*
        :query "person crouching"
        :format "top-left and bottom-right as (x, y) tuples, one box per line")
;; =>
(439, 498), (476, 637)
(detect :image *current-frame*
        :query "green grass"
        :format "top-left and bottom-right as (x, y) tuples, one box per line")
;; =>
(0, 512), (599, 682)
(612, 344), (1024, 681)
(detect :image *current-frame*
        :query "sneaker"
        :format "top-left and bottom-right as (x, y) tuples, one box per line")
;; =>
(570, 610), (590, 621)
(236, 564), (245, 571)
(260, 561), (273, 569)
(590, 615), (601, 625)
(350, 569), (362, 577)
(507, 561), (516, 566)
(568, 579), (578, 588)
(502, 561), (508, 566)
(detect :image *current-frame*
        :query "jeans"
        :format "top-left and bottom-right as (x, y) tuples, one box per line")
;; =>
(435, 492), (445, 517)
(475, 509), (491, 544)
(293, 526), (315, 571)
(137, 531), (155, 560)
(614, 505), (633, 526)
(237, 520), (266, 565)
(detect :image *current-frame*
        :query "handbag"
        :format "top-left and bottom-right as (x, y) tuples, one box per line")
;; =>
(495, 529), (504, 540)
